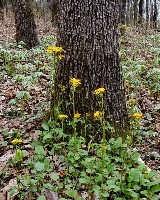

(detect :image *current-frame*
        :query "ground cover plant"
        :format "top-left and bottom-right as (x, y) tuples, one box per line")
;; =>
(0, 21), (160, 199)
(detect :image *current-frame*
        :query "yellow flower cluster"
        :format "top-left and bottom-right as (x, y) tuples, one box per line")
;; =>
(58, 84), (66, 91)
(93, 88), (105, 95)
(132, 113), (144, 119)
(70, 78), (81, 88)
(58, 114), (68, 120)
(57, 54), (65, 60)
(46, 46), (65, 54)
(94, 111), (103, 119)
(11, 138), (23, 144)
(74, 113), (81, 119)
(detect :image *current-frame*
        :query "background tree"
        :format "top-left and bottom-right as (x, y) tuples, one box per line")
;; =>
(138, 0), (144, 24)
(133, 0), (138, 25)
(120, 0), (127, 24)
(0, 0), (4, 20)
(146, 0), (149, 26)
(152, 0), (158, 28)
(54, 0), (129, 137)
(12, 0), (39, 49)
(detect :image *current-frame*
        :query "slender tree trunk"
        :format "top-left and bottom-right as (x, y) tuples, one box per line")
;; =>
(120, 0), (127, 24)
(12, 0), (39, 49)
(150, 1), (154, 28)
(133, 0), (138, 25)
(126, 0), (130, 25)
(138, 0), (144, 24)
(51, 0), (58, 26)
(0, 0), (4, 20)
(146, 0), (149, 22)
(153, 0), (158, 28)
(55, 0), (129, 137)
(146, 0), (149, 28)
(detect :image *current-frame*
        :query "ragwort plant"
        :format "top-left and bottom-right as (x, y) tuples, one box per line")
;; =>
(1, 41), (160, 199)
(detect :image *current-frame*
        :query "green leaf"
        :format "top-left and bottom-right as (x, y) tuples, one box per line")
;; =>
(92, 185), (101, 196)
(79, 178), (89, 184)
(146, 113), (152, 120)
(37, 195), (46, 200)
(42, 122), (49, 131)
(107, 163), (116, 173)
(65, 190), (77, 198)
(151, 184), (160, 193)
(43, 183), (53, 190)
(35, 162), (44, 171)
(151, 195), (160, 200)
(114, 137), (122, 148)
(50, 173), (59, 181)
(129, 169), (141, 182)
(154, 104), (160, 110)
(2, 141), (8, 146)
(35, 145), (46, 155)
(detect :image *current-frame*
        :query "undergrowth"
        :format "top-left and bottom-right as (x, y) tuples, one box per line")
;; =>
(0, 28), (160, 200)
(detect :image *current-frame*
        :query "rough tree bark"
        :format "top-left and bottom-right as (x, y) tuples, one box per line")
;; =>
(12, 0), (39, 49)
(54, 0), (129, 137)
(146, 0), (149, 23)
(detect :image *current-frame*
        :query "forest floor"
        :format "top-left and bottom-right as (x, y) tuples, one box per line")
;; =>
(0, 17), (160, 199)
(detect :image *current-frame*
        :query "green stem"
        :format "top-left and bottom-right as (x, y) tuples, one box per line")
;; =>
(101, 94), (105, 196)
(72, 89), (77, 150)
(15, 147), (21, 199)
(62, 121), (64, 141)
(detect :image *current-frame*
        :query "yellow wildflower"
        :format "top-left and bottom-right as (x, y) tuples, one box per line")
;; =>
(11, 138), (23, 144)
(58, 84), (66, 91)
(57, 54), (64, 60)
(58, 114), (68, 120)
(70, 78), (81, 88)
(74, 113), (81, 119)
(93, 88), (105, 95)
(132, 113), (144, 119)
(46, 46), (65, 54)
(46, 48), (52, 54)
(94, 111), (103, 119)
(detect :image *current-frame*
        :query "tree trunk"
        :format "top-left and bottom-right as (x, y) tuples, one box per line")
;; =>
(12, 0), (39, 49)
(126, 0), (130, 25)
(120, 0), (127, 25)
(51, 0), (58, 26)
(0, 0), (4, 20)
(138, 0), (144, 24)
(133, 0), (138, 25)
(153, 0), (158, 28)
(146, 0), (149, 23)
(54, 0), (129, 137)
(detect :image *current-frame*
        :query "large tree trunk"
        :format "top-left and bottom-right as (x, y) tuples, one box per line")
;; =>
(54, 0), (129, 137)
(12, 0), (39, 49)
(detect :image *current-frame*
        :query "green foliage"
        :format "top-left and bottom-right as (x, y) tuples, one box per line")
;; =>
(0, 32), (159, 200)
